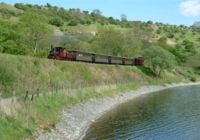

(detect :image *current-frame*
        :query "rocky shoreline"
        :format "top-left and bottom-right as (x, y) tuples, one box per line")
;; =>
(38, 82), (200, 140)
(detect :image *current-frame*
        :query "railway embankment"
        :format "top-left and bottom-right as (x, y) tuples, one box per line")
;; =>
(0, 53), (198, 140)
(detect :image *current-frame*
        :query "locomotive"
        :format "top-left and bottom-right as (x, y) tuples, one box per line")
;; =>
(48, 46), (144, 66)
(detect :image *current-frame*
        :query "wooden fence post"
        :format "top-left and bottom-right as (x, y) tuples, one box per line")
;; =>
(31, 93), (34, 101)
(36, 88), (39, 97)
(24, 91), (29, 101)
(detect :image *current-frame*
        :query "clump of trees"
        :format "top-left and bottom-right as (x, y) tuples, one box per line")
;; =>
(143, 46), (176, 77)
(95, 27), (125, 56)
(20, 12), (53, 55)
(59, 26), (144, 57)
(170, 39), (197, 64)
(0, 10), (53, 56)
(87, 26), (143, 57)
(0, 20), (27, 54)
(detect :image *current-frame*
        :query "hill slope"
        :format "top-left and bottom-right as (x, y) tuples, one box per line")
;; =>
(3, 51), (199, 98)
(0, 53), (194, 140)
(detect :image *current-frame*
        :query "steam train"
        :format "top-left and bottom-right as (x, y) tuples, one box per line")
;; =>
(48, 47), (144, 66)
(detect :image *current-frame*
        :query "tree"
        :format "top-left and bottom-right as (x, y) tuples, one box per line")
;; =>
(143, 46), (176, 77)
(120, 14), (127, 22)
(108, 17), (117, 25)
(147, 20), (153, 24)
(57, 8), (71, 21)
(95, 26), (125, 56)
(182, 39), (196, 54)
(91, 9), (102, 16)
(156, 29), (161, 34)
(170, 45), (187, 64)
(20, 12), (52, 54)
(49, 17), (64, 27)
(0, 20), (27, 55)
(14, 3), (27, 10)
(123, 30), (143, 57)
(167, 32), (174, 38)
(68, 19), (78, 26)
(91, 9), (103, 22)
(46, 3), (52, 8)
(131, 22), (153, 41)
(83, 10), (89, 15)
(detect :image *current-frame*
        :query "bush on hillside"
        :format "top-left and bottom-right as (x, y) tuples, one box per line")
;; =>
(143, 45), (176, 77)
(49, 17), (64, 27)
(68, 19), (78, 26)
(0, 40), (27, 55)
(190, 76), (197, 82)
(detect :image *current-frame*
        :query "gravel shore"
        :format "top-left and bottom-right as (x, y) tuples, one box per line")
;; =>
(38, 82), (200, 140)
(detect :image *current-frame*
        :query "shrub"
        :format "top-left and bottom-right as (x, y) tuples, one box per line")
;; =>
(190, 76), (197, 82)
(68, 20), (78, 26)
(167, 32), (174, 38)
(143, 45), (176, 77)
(0, 40), (27, 55)
(49, 17), (64, 27)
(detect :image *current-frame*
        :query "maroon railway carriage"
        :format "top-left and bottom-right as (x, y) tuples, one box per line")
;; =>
(48, 47), (144, 66)
(134, 57), (144, 66)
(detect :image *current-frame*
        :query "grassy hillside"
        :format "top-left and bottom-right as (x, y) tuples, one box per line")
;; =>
(1, 55), (193, 93)
(2, 52), (198, 98)
(1, 53), (197, 140)
(0, 53), (146, 97)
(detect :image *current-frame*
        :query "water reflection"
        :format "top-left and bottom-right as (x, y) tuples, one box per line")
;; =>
(83, 85), (200, 140)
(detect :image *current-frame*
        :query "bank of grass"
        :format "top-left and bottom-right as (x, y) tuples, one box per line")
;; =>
(0, 53), (198, 140)
(0, 53), (147, 98)
(0, 116), (32, 140)
(0, 82), (141, 140)
(0, 79), (190, 140)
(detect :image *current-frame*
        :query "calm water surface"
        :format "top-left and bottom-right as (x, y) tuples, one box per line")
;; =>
(83, 85), (200, 140)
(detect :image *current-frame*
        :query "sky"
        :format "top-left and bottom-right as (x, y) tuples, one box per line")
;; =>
(2, 0), (200, 26)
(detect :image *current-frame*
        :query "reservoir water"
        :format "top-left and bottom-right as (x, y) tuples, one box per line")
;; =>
(83, 85), (200, 140)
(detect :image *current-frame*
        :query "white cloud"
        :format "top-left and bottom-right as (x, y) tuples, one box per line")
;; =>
(179, 0), (200, 17)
